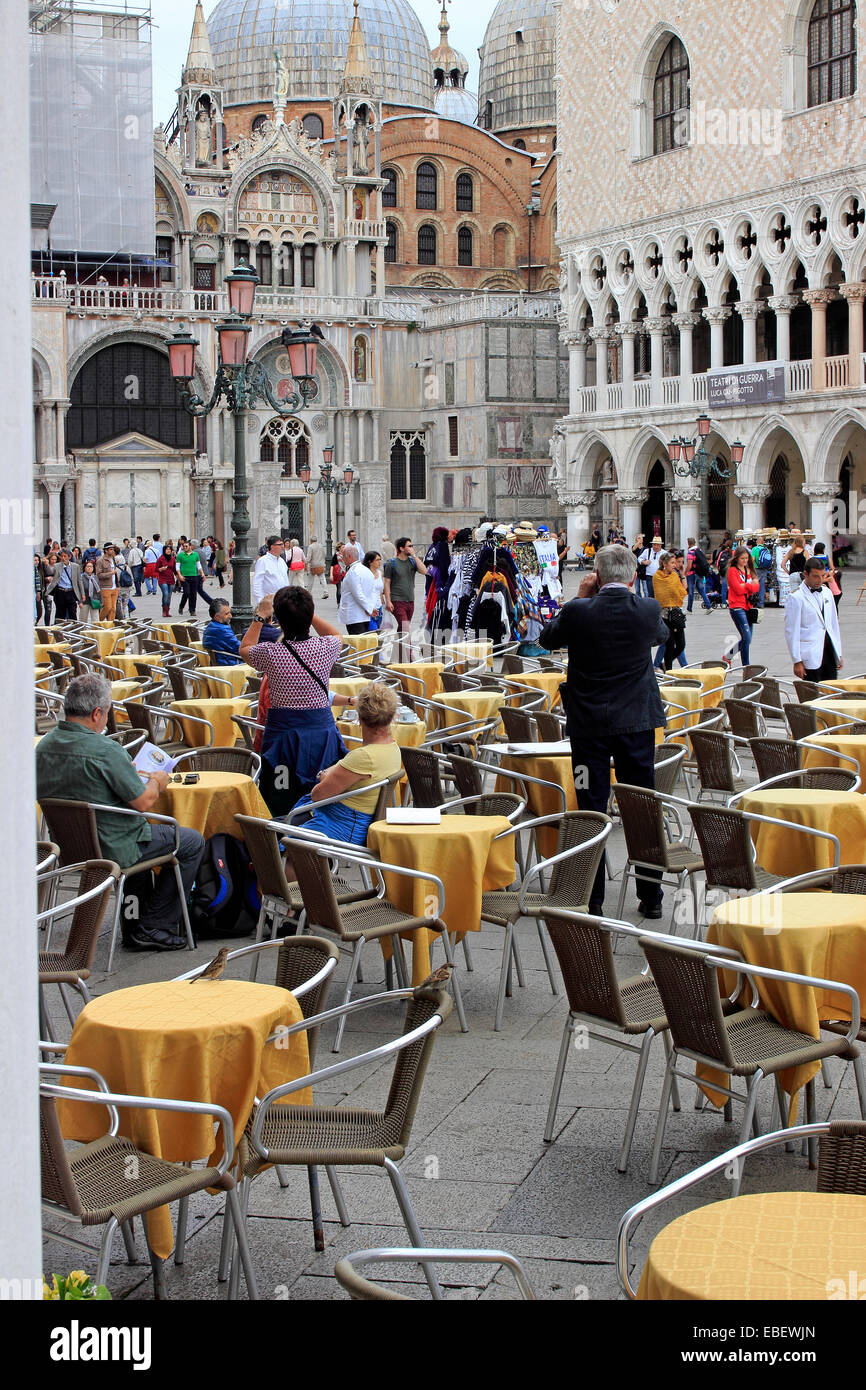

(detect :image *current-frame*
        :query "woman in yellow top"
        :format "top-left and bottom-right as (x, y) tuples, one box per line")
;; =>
(289, 683), (403, 845)
(652, 550), (688, 671)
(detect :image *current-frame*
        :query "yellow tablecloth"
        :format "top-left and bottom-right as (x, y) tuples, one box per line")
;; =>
(169, 697), (251, 748)
(337, 716), (426, 750)
(822, 678), (866, 694)
(659, 682), (701, 734)
(197, 664), (256, 699)
(59, 979), (311, 1258)
(810, 697), (866, 729)
(504, 670), (563, 710)
(386, 661), (445, 701)
(341, 632), (379, 665)
(708, 891), (866, 1100)
(430, 690), (506, 731)
(152, 770), (270, 839)
(151, 622), (199, 644)
(497, 752), (576, 858)
(637, 1192), (866, 1300)
(188, 640), (211, 667)
(110, 679), (143, 703)
(667, 667), (727, 709)
(106, 651), (165, 678)
(88, 627), (127, 658)
(367, 815), (515, 982)
(448, 640), (493, 673)
(740, 787), (866, 875)
(802, 732), (866, 785)
(329, 677), (369, 700)
(34, 642), (72, 664)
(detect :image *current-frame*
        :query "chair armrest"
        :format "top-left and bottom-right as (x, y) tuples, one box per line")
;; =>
(336, 1248), (535, 1300)
(740, 811), (841, 867)
(703, 953), (861, 1040)
(437, 793), (527, 823)
(770, 868), (836, 892)
(617, 1123), (830, 1298)
(35, 868), (119, 925)
(85, 802), (183, 855)
(282, 776), (396, 823)
(516, 821), (612, 909)
(288, 839), (447, 918)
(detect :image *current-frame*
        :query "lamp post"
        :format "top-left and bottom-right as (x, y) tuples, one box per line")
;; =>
(298, 446), (356, 565)
(166, 262), (321, 631)
(667, 413), (744, 548)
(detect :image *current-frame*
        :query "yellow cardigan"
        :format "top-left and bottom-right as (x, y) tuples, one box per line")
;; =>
(653, 571), (687, 609)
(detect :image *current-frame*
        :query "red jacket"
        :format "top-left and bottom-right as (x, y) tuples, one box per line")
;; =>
(727, 566), (759, 610)
(155, 553), (177, 585)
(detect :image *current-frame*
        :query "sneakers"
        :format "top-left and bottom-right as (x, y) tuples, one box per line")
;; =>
(124, 925), (188, 952)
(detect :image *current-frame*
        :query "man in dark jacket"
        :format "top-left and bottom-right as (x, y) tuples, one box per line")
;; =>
(540, 544), (669, 917)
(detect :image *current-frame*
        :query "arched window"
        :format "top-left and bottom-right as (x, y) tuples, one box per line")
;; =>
(484, 100), (493, 129)
(653, 35), (690, 154)
(808, 0), (857, 106)
(67, 343), (193, 450)
(301, 112), (324, 139)
(301, 243), (316, 287)
(233, 238), (250, 266)
(493, 225), (508, 266)
(416, 162), (437, 210)
(251, 113), (268, 136)
(513, 138), (526, 150)
(353, 335), (368, 381)
(390, 438), (407, 499)
(382, 168), (398, 207)
(390, 430), (426, 500)
(458, 225), (473, 266)
(259, 417), (312, 477)
(417, 224), (437, 265)
(278, 241), (294, 287)
(456, 172), (474, 212)
(256, 240), (272, 286)
(385, 220), (398, 263)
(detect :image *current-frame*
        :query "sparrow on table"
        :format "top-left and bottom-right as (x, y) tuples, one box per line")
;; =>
(419, 963), (453, 989)
(192, 947), (229, 982)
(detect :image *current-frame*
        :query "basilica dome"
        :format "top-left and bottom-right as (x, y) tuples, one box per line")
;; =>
(206, 0), (434, 110)
(477, 0), (556, 133)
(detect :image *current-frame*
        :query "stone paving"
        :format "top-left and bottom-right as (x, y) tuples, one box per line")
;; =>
(40, 563), (866, 1300)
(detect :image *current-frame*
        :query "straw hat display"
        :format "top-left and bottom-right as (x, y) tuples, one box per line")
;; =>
(513, 521), (538, 541)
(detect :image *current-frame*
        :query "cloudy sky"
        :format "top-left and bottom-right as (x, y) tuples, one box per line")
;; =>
(149, 0), (498, 125)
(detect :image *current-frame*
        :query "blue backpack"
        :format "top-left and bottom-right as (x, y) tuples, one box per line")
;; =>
(190, 834), (258, 938)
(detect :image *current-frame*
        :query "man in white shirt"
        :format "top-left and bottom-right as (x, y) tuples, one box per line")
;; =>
(784, 557), (843, 682)
(339, 556), (379, 633)
(127, 540), (144, 595)
(252, 534), (288, 605)
(638, 536), (664, 598)
(343, 529), (363, 564)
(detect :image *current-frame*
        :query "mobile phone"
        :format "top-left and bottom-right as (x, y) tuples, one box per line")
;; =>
(183, 772), (200, 785)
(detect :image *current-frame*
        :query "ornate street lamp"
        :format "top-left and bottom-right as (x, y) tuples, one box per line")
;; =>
(667, 415), (743, 547)
(167, 261), (323, 631)
(299, 443), (358, 563)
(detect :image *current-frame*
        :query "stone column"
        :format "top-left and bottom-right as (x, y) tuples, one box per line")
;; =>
(589, 327), (609, 409)
(62, 477), (77, 545)
(734, 484), (771, 537)
(618, 489), (648, 543)
(703, 306), (731, 370)
(736, 301), (761, 365)
(562, 490), (597, 554)
(839, 282), (866, 387)
(803, 289), (836, 391)
(193, 476), (212, 539)
(645, 318), (666, 405)
(53, 401), (70, 463)
(616, 324), (638, 409)
(802, 483), (842, 556)
(672, 485), (701, 551)
(767, 294), (798, 364)
(567, 332), (589, 408)
(673, 311), (701, 388)
(179, 233), (193, 292)
(344, 239), (358, 295)
(43, 476), (64, 542)
(375, 243), (385, 300)
(359, 460), (387, 553)
(159, 467), (169, 535)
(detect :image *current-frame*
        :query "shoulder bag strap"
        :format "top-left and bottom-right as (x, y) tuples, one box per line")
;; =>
(282, 640), (331, 697)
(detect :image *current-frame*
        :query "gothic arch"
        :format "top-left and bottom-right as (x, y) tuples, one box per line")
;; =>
(32, 348), (54, 399)
(248, 331), (351, 408)
(229, 151), (338, 239)
(813, 408), (866, 484)
(623, 426), (672, 491)
(629, 23), (691, 159)
(65, 324), (213, 405)
(741, 414), (807, 488)
(572, 431), (618, 494)
(154, 155), (191, 231)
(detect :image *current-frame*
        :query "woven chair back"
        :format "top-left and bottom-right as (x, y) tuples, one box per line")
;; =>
(288, 841), (348, 937)
(542, 914), (628, 1026)
(816, 1123), (866, 1196)
(273, 935), (340, 1067)
(236, 815), (294, 901)
(40, 800), (101, 867)
(48, 860), (120, 974)
(382, 986), (453, 1150)
(401, 747), (446, 809)
(832, 865), (866, 895)
(548, 812), (611, 906)
(783, 703), (818, 740)
(40, 1092), (85, 1216)
(613, 785), (668, 868)
(691, 728), (738, 794)
(688, 805), (757, 892)
(749, 738), (798, 783)
(640, 937), (734, 1069)
(500, 707), (534, 743)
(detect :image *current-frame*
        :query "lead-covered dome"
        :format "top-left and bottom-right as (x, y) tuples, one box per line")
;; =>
(478, 0), (556, 133)
(207, 0), (434, 110)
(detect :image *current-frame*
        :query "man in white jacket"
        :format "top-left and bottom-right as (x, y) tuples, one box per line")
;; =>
(252, 535), (289, 605)
(339, 554), (380, 633)
(784, 557), (843, 682)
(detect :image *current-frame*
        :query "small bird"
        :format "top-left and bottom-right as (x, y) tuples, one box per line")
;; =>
(192, 947), (229, 982)
(419, 963), (453, 989)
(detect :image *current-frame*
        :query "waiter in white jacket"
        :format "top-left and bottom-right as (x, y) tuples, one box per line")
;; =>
(784, 557), (843, 682)
(252, 535), (288, 605)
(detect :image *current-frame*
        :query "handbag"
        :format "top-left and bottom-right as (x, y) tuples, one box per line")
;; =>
(746, 607), (759, 626)
(143, 562), (157, 578)
(89, 596), (102, 610)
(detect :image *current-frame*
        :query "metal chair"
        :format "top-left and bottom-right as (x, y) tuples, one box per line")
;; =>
(613, 784), (703, 927)
(500, 705), (535, 743)
(729, 766), (861, 803)
(39, 799), (196, 970)
(38, 861), (120, 1037)
(499, 654), (525, 676)
(534, 710), (565, 742)
(689, 727), (748, 802)
(231, 713), (265, 751)
(333, 1247), (536, 1300)
(639, 936), (866, 1189)
(724, 697), (767, 741)
(107, 728), (148, 758)
(172, 746), (262, 782)
(125, 698), (215, 750)
(794, 678), (823, 703)
(618, 1120), (866, 1298)
(653, 742), (686, 797)
(400, 745), (449, 808)
(783, 700), (819, 740)
(749, 736), (799, 783)
(226, 982), (453, 1298)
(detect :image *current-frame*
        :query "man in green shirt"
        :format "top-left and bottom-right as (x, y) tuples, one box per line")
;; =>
(177, 540), (203, 616)
(37, 675), (205, 951)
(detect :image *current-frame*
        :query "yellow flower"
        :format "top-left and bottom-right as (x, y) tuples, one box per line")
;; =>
(43, 1274), (60, 1300)
(68, 1271), (90, 1287)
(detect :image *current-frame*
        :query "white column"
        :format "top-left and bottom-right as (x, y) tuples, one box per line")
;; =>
(673, 486), (701, 551)
(803, 289), (835, 392)
(839, 282), (866, 386)
(645, 318), (666, 405)
(345, 240), (357, 295)
(563, 490), (597, 553)
(618, 489), (647, 543)
(293, 245), (301, 292)
(736, 301), (761, 364)
(803, 484), (841, 556)
(768, 295), (798, 364)
(734, 485), (771, 537)
(703, 306), (731, 370)
(616, 324), (637, 410)
(673, 312), (700, 386)
(589, 328), (609, 409)
(567, 332), (589, 407)
(44, 478), (63, 541)
(1, 6), (41, 1293)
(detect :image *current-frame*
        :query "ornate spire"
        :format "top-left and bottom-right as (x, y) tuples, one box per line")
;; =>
(431, 0), (469, 88)
(183, 0), (216, 85)
(341, 0), (377, 95)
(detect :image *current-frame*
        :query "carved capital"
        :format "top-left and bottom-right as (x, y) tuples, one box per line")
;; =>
(566, 491), (599, 509)
(589, 326), (612, 342)
(767, 294), (800, 314)
(672, 311), (702, 330)
(839, 282), (866, 303)
(802, 483), (841, 501)
(644, 317), (668, 334)
(566, 331), (592, 348)
(734, 484), (772, 504)
(618, 489), (649, 505)
(615, 322), (640, 338)
(735, 300), (763, 320)
(703, 305), (732, 327)
(672, 486), (702, 506)
(802, 288), (837, 307)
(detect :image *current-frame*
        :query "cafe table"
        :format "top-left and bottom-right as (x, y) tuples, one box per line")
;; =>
(152, 770), (270, 839)
(58, 978), (311, 1258)
(329, 677), (369, 701)
(169, 696), (252, 748)
(637, 1192), (866, 1300)
(188, 641), (212, 667)
(366, 814), (515, 982)
(504, 670), (563, 710)
(801, 730), (866, 785)
(495, 744), (576, 857)
(88, 627), (127, 659)
(386, 660), (445, 701)
(666, 666), (727, 709)
(446, 639), (494, 673)
(708, 890), (866, 1101)
(430, 689), (506, 731)
(739, 787), (866, 875)
(809, 697), (866, 730)
(109, 679), (143, 708)
(659, 682), (701, 735)
(34, 641), (72, 665)
(106, 651), (165, 678)
(196, 664), (256, 699)
(341, 632), (379, 665)
(821, 677), (866, 695)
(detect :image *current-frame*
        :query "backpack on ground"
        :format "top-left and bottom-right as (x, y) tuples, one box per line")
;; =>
(190, 833), (258, 938)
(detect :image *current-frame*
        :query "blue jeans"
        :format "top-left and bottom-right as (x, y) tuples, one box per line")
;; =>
(720, 578), (728, 604)
(131, 564), (144, 596)
(687, 573), (711, 611)
(730, 607), (752, 666)
(145, 573), (157, 595)
(755, 571), (768, 607)
(159, 581), (173, 611)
